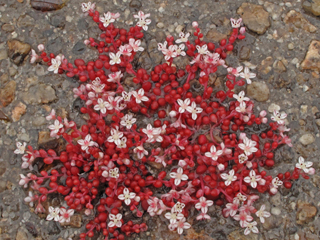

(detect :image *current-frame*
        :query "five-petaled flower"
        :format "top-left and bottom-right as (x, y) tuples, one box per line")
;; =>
(129, 38), (144, 52)
(109, 167), (119, 178)
(170, 167), (188, 186)
(107, 127), (123, 146)
(230, 18), (242, 28)
(134, 144), (148, 159)
(118, 188), (136, 205)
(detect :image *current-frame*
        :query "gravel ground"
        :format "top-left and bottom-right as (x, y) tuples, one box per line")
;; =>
(0, 0), (320, 239)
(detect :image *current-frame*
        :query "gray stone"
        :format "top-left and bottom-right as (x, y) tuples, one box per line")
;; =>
(302, 0), (320, 17)
(17, 15), (35, 28)
(16, 228), (28, 240)
(299, 133), (315, 145)
(23, 84), (57, 104)
(246, 81), (270, 102)
(129, 0), (141, 8)
(237, 3), (271, 34)
(30, 0), (68, 11)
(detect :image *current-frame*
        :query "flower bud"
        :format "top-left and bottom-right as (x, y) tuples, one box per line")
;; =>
(37, 44), (45, 51)
(240, 27), (246, 35)
(192, 21), (198, 28)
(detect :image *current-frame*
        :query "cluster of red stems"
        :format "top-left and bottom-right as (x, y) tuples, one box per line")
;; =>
(16, 3), (314, 240)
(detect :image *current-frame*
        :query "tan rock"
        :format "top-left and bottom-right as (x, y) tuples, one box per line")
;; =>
(30, 0), (68, 11)
(247, 81), (270, 102)
(301, 40), (320, 71)
(296, 201), (317, 225)
(237, 3), (270, 34)
(60, 215), (82, 228)
(206, 29), (227, 43)
(284, 10), (317, 33)
(0, 81), (16, 107)
(228, 229), (258, 240)
(12, 102), (27, 122)
(0, 110), (10, 121)
(7, 39), (31, 66)
(258, 56), (273, 75)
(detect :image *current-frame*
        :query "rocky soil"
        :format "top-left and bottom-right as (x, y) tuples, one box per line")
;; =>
(0, 0), (319, 239)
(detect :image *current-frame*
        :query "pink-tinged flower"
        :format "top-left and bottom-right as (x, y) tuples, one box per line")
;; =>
(48, 58), (61, 74)
(243, 221), (259, 235)
(186, 102), (203, 120)
(14, 142), (27, 154)
(176, 32), (190, 44)
(142, 124), (160, 139)
(46, 109), (56, 121)
(221, 142), (232, 155)
(21, 154), (35, 170)
(94, 98), (109, 114)
(108, 71), (123, 83)
(170, 167), (188, 186)
(233, 91), (250, 103)
(107, 127), (123, 146)
(129, 38), (144, 52)
(175, 217), (191, 235)
(233, 211), (253, 228)
(163, 45), (178, 60)
(223, 201), (239, 217)
(24, 191), (35, 207)
(239, 204), (255, 215)
(230, 18), (242, 28)
(271, 110), (287, 125)
(48, 120), (63, 134)
(118, 188), (136, 205)
(240, 27), (246, 34)
(46, 206), (60, 221)
(78, 134), (96, 151)
(220, 169), (237, 186)
(236, 101), (247, 113)
(177, 98), (190, 113)
(110, 12), (120, 20)
(30, 49), (38, 63)
(178, 159), (187, 167)
(81, 2), (95, 12)
(165, 208), (184, 224)
(192, 21), (198, 28)
(19, 174), (31, 188)
(244, 170), (262, 188)
(238, 153), (248, 164)
(196, 44), (209, 55)
(59, 208), (74, 223)
(204, 52), (220, 64)
(119, 44), (132, 56)
(239, 67), (256, 84)
(108, 213), (122, 228)
(122, 91), (132, 102)
(247, 194), (259, 206)
(205, 145), (223, 161)
(109, 167), (119, 178)
(109, 51), (121, 65)
(73, 85), (86, 98)
(134, 144), (148, 159)
(134, 11), (151, 31)
(132, 88), (149, 103)
(190, 54), (201, 64)
(99, 12), (115, 27)
(172, 202), (185, 213)
(255, 205), (270, 223)
(63, 118), (75, 128)
(196, 212), (211, 220)
(195, 197), (213, 213)
(162, 189), (180, 202)
(238, 137), (258, 156)
(38, 44), (45, 51)
(106, 95), (123, 111)
(155, 155), (166, 167)
(270, 177), (283, 194)
(147, 197), (159, 216)
(120, 113), (136, 129)
(176, 44), (186, 56)
(227, 66), (243, 77)
(296, 156), (313, 174)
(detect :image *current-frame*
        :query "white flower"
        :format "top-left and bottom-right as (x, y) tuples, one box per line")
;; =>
(296, 156), (313, 174)
(122, 91), (132, 102)
(244, 170), (262, 188)
(46, 207), (60, 221)
(48, 58), (61, 74)
(177, 98), (190, 113)
(238, 154), (248, 164)
(120, 114), (136, 129)
(24, 191), (34, 207)
(21, 154), (35, 170)
(176, 44), (186, 56)
(186, 102), (203, 120)
(78, 134), (96, 151)
(233, 91), (250, 103)
(227, 66), (243, 77)
(81, 2), (95, 12)
(46, 109), (56, 120)
(271, 110), (287, 125)
(236, 101), (247, 113)
(270, 177), (283, 194)
(38, 44), (45, 52)
(255, 205), (271, 223)
(238, 137), (258, 156)
(109, 167), (119, 178)
(19, 174), (31, 188)
(220, 169), (237, 186)
(239, 67), (256, 84)
(59, 208), (74, 223)
(170, 167), (188, 186)
(133, 145), (148, 159)
(30, 49), (38, 63)
(175, 217), (191, 235)
(117, 137), (127, 148)
(134, 11), (151, 31)
(119, 44), (132, 56)
(132, 88), (149, 103)
(163, 45), (178, 60)
(99, 12), (115, 27)
(235, 193), (247, 202)
(48, 120), (63, 134)
(158, 41), (167, 52)
(129, 38), (144, 52)
(118, 188), (136, 205)
(176, 32), (190, 44)
(195, 197), (213, 213)
(196, 44), (209, 55)
(14, 142), (27, 154)
(94, 98), (109, 114)
(107, 127), (123, 146)
(109, 52), (121, 65)
(205, 145), (223, 161)
(172, 202), (185, 213)
(243, 221), (259, 235)
(108, 71), (123, 83)
(230, 18), (242, 28)
(108, 213), (122, 228)
(165, 209), (184, 224)
(142, 124), (161, 142)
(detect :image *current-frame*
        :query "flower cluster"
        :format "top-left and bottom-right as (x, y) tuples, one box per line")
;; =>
(15, 3), (314, 240)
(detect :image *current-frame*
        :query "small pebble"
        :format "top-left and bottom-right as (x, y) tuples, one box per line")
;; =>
(288, 43), (294, 50)
(271, 207), (281, 215)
